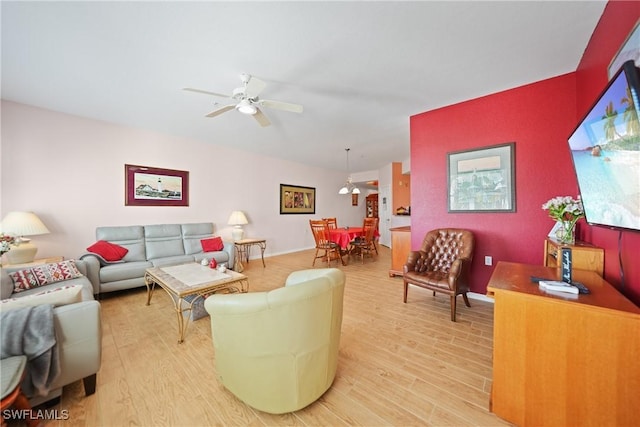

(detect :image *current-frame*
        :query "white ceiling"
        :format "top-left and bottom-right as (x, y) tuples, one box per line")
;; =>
(1, 1), (607, 174)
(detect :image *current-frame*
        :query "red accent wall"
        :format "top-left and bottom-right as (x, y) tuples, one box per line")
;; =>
(410, 1), (640, 305)
(410, 73), (577, 295)
(574, 1), (640, 304)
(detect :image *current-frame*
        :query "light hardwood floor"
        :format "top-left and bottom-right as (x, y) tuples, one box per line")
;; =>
(48, 245), (512, 426)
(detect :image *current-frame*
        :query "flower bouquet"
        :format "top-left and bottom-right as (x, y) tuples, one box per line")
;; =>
(1, 233), (16, 259)
(542, 196), (585, 244)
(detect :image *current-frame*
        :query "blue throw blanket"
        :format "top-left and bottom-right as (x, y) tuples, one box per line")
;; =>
(0, 304), (60, 397)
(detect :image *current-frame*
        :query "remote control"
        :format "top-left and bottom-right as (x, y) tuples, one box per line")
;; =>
(530, 276), (553, 283)
(572, 281), (590, 294)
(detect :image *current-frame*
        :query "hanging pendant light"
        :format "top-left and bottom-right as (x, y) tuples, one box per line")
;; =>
(338, 148), (360, 195)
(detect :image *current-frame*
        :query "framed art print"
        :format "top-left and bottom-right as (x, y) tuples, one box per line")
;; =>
(447, 142), (516, 213)
(279, 184), (315, 214)
(125, 164), (189, 206)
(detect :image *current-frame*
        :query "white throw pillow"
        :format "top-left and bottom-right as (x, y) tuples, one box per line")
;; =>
(0, 285), (83, 312)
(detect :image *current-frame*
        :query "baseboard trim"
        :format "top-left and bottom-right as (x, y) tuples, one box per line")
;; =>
(241, 246), (316, 262)
(468, 291), (494, 304)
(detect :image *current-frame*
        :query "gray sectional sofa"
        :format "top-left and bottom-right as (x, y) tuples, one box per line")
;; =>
(1, 260), (102, 406)
(82, 222), (234, 295)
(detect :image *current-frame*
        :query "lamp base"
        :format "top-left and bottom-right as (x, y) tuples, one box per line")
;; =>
(232, 227), (244, 242)
(6, 242), (38, 264)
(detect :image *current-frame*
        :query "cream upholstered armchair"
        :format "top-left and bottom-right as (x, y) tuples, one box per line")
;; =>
(204, 268), (345, 414)
(403, 228), (475, 322)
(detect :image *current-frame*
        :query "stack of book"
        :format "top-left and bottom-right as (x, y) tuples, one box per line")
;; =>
(539, 280), (579, 294)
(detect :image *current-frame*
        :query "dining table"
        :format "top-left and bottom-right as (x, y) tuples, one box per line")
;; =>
(329, 227), (365, 249)
(329, 226), (380, 250)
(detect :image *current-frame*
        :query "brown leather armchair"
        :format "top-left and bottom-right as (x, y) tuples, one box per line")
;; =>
(403, 228), (475, 322)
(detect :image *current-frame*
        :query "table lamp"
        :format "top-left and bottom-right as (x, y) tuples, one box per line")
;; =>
(228, 211), (248, 241)
(1, 211), (51, 264)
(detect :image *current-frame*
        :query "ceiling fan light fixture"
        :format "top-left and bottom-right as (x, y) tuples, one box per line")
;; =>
(352, 187), (361, 194)
(236, 100), (257, 115)
(338, 186), (349, 195)
(185, 74), (302, 127)
(232, 86), (247, 99)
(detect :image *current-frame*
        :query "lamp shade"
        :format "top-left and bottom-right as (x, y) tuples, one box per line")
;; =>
(338, 148), (360, 195)
(1, 212), (50, 264)
(1, 211), (50, 237)
(338, 177), (360, 195)
(228, 211), (248, 226)
(228, 211), (248, 241)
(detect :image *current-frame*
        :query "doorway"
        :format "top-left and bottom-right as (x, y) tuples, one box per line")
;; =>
(379, 184), (391, 247)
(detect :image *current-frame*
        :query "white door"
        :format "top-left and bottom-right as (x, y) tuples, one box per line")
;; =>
(379, 184), (391, 247)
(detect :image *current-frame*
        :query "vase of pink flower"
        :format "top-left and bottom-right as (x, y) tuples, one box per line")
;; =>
(542, 196), (585, 244)
(1, 233), (16, 265)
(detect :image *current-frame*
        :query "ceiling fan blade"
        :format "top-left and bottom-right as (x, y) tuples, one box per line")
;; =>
(259, 99), (303, 113)
(205, 105), (235, 118)
(245, 76), (266, 98)
(183, 87), (231, 98)
(252, 108), (271, 127)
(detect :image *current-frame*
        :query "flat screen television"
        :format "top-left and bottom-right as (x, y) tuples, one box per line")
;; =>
(567, 59), (640, 232)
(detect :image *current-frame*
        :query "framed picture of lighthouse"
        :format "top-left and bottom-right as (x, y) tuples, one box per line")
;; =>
(125, 164), (189, 206)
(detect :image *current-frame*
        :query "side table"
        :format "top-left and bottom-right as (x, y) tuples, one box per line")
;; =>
(3, 256), (64, 269)
(1, 355), (39, 427)
(234, 239), (267, 269)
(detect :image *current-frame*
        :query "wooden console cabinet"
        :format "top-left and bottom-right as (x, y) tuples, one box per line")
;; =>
(389, 226), (410, 277)
(543, 237), (604, 276)
(487, 262), (640, 427)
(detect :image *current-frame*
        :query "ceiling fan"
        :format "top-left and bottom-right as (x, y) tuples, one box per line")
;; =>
(183, 74), (303, 127)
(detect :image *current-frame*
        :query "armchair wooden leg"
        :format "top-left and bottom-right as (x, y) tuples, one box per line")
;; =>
(403, 282), (408, 303)
(450, 295), (457, 322)
(462, 293), (471, 308)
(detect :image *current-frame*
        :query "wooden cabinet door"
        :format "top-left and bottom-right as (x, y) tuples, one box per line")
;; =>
(389, 226), (410, 277)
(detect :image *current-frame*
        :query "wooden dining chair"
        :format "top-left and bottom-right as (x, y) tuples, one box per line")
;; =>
(322, 217), (338, 230)
(348, 217), (379, 263)
(309, 219), (344, 266)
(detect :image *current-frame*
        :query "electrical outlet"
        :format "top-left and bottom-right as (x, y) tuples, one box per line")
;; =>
(484, 256), (493, 266)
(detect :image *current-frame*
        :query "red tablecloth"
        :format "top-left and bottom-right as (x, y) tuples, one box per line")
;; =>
(329, 227), (364, 249)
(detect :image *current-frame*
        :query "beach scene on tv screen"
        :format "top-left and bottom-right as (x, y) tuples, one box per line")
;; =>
(568, 68), (640, 231)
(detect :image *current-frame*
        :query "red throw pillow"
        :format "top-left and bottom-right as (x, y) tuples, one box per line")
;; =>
(201, 237), (224, 252)
(87, 240), (129, 262)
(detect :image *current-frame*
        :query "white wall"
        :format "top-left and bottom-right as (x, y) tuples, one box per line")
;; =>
(0, 101), (366, 260)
